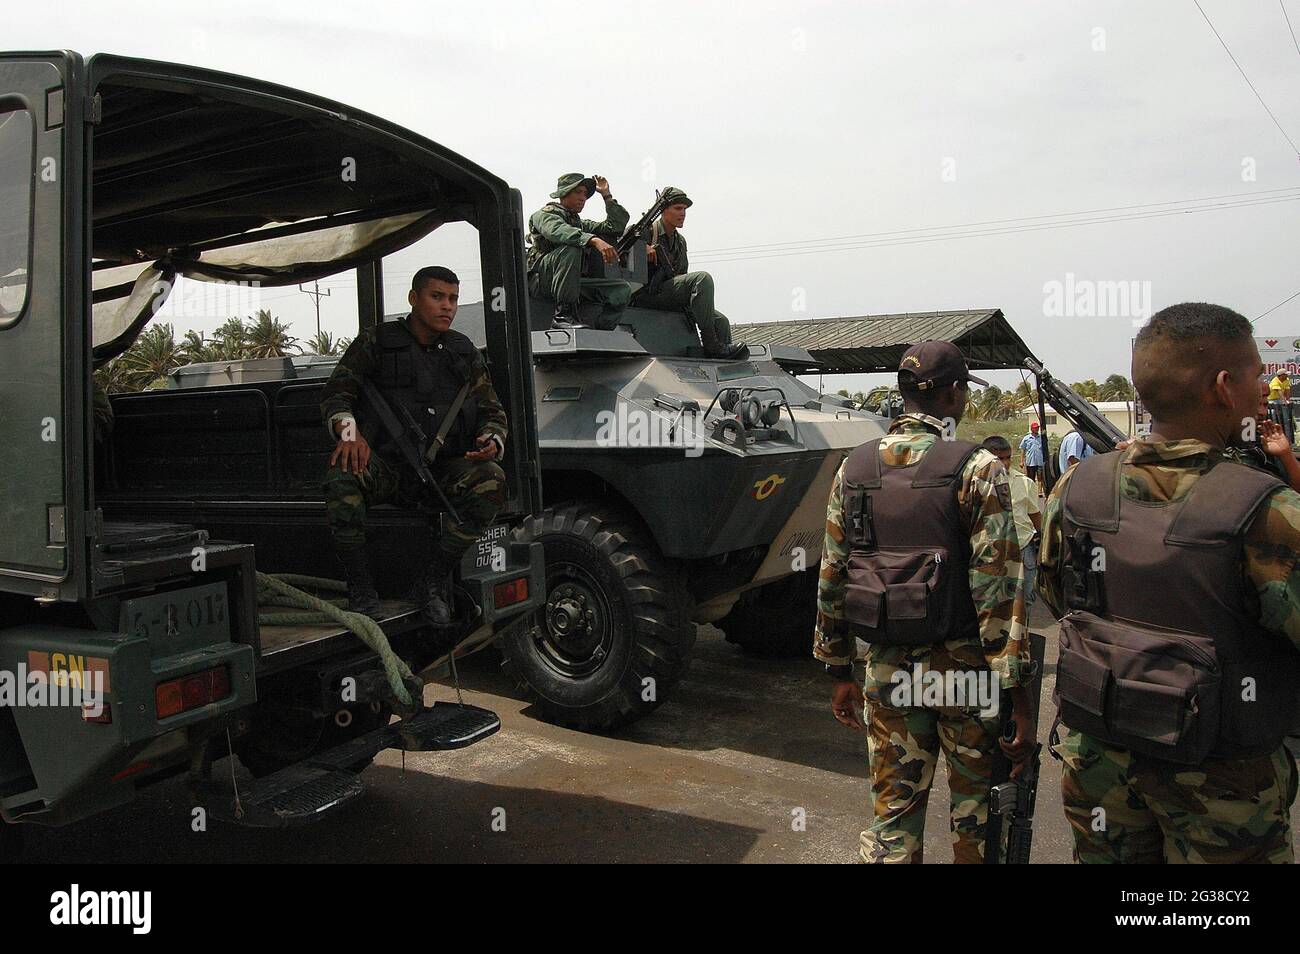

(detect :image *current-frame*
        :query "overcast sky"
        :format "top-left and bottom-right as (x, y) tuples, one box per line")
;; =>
(12, 0), (1300, 392)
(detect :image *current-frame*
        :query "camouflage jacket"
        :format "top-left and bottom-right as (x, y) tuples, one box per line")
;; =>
(648, 220), (689, 279)
(814, 413), (1031, 693)
(319, 316), (508, 460)
(527, 199), (630, 267)
(1038, 439), (1300, 655)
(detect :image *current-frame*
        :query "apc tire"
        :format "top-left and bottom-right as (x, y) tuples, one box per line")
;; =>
(718, 571), (819, 658)
(498, 502), (695, 731)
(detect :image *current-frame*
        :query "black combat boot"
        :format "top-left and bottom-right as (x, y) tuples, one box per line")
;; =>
(338, 548), (382, 620)
(705, 341), (750, 360)
(551, 302), (587, 330)
(411, 551), (456, 628)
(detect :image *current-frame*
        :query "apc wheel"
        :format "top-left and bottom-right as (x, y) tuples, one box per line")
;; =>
(718, 572), (819, 658)
(498, 502), (695, 731)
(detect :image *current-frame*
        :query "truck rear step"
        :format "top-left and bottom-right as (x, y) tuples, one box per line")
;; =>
(205, 702), (501, 827)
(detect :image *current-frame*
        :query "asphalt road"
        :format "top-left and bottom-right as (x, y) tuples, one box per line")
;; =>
(19, 602), (1300, 863)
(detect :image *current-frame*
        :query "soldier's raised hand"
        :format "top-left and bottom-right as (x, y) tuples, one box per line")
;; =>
(330, 420), (372, 474)
(592, 175), (610, 198)
(588, 236), (618, 264)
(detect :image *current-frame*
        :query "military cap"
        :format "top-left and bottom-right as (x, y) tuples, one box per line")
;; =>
(551, 173), (597, 199)
(898, 340), (988, 390)
(660, 186), (692, 208)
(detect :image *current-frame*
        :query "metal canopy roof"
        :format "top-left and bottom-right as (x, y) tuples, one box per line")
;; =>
(730, 308), (1037, 374)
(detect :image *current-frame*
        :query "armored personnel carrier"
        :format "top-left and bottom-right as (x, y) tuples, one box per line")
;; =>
(447, 291), (891, 730)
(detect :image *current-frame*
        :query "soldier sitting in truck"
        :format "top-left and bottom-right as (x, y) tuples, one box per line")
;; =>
(632, 186), (748, 360)
(527, 173), (633, 330)
(320, 266), (509, 626)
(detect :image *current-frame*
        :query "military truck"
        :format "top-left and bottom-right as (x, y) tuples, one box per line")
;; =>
(0, 51), (544, 850)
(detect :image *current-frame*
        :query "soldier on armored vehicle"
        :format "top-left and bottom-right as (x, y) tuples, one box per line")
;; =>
(527, 173), (633, 330)
(321, 266), (509, 628)
(633, 186), (748, 360)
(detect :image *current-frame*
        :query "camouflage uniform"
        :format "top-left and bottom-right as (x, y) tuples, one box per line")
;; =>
(319, 317), (508, 565)
(528, 176), (631, 329)
(815, 412), (1030, 863)
(632, 214), (734, 351)
(1038, 440), (1300, 864)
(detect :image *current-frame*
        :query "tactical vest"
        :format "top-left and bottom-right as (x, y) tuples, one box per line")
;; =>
(841, 437), (982, 646)
(527, 203), (576, 266)
(1056, 452), (1300, 763)
(356, 321), (479, 461)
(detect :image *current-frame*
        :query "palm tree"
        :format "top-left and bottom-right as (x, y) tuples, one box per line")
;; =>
(94, 356), (136, 394)
(214, 316), (251, 360)
(1070, 379), (1102, 402)
(1099, 373), (1133, 401)
(976, 384), (1004, 421)
(245, 309), (300, 358)
(179, 329), (222, 365)
(306, 330), (345, 356)
(118, 323), (180, 390)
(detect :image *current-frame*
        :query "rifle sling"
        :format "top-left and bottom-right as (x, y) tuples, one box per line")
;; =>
(429, 379), (473, 460)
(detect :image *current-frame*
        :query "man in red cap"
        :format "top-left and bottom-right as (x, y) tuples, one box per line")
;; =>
(1019, 420), (1045, 491)
(814, 340), (1033, 863)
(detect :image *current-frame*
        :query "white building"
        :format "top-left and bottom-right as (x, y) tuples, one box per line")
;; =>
(1014, 401), (1136, 439)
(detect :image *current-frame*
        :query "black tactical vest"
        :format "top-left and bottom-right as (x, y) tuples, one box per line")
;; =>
(356, 320), (479, 461)
(841, 437), (982, 646)
(1056, 452), (1300, 763)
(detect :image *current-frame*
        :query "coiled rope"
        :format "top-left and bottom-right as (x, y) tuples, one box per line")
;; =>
(254, 573), (417, 709)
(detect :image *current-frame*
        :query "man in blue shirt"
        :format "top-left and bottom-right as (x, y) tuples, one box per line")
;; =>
(1058, 429), (1095, 473)
(1019, 421), (1045, 485)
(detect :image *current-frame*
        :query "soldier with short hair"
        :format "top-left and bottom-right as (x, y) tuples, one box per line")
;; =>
(632, 186), (748, 360)
(816, 341), (1033, 863)
(320, 265), (507, 627)
(1038, 302), (1300, 864)
(528, 173), (632, 329)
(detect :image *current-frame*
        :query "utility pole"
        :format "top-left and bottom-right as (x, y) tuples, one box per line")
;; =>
(298, 280), (331, 340)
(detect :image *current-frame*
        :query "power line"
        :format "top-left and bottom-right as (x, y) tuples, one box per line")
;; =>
(692, 193), (1300, 264)
(1194, 0), (1300, 154)
(691, 187), (1300, 257)
(1255, 288), (1300, 322)
(1281, 0), (1300, 59)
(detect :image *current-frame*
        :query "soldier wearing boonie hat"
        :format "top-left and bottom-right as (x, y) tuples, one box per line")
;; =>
(527, 172), (632, 329)
(632, 186), (748, 360)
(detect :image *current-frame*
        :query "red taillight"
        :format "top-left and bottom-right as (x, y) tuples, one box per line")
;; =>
(155, 666), (231, 719)
(493, 577), (529, 609)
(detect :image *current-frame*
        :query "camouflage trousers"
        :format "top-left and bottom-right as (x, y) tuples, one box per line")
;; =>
(528, 245), (631, 329)
(1053, 726), (1297, 864)
(862, 700), (1001, 863)
(322, 453), (506, 563)
(633, 272), (732, 350)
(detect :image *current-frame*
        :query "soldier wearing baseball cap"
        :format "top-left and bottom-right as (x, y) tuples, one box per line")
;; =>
(632, 185), (748, 359)
(814, 338), (1031, 863)
(527, 172), (632, 329)
(897, 340), (989, 390)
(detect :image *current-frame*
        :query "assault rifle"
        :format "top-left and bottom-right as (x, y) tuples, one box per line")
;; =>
(1025, 357), (1127, 494)
(360, 379), (461, 525)
(615, 188), (669, 259)
(984, 632), (1046, 864)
